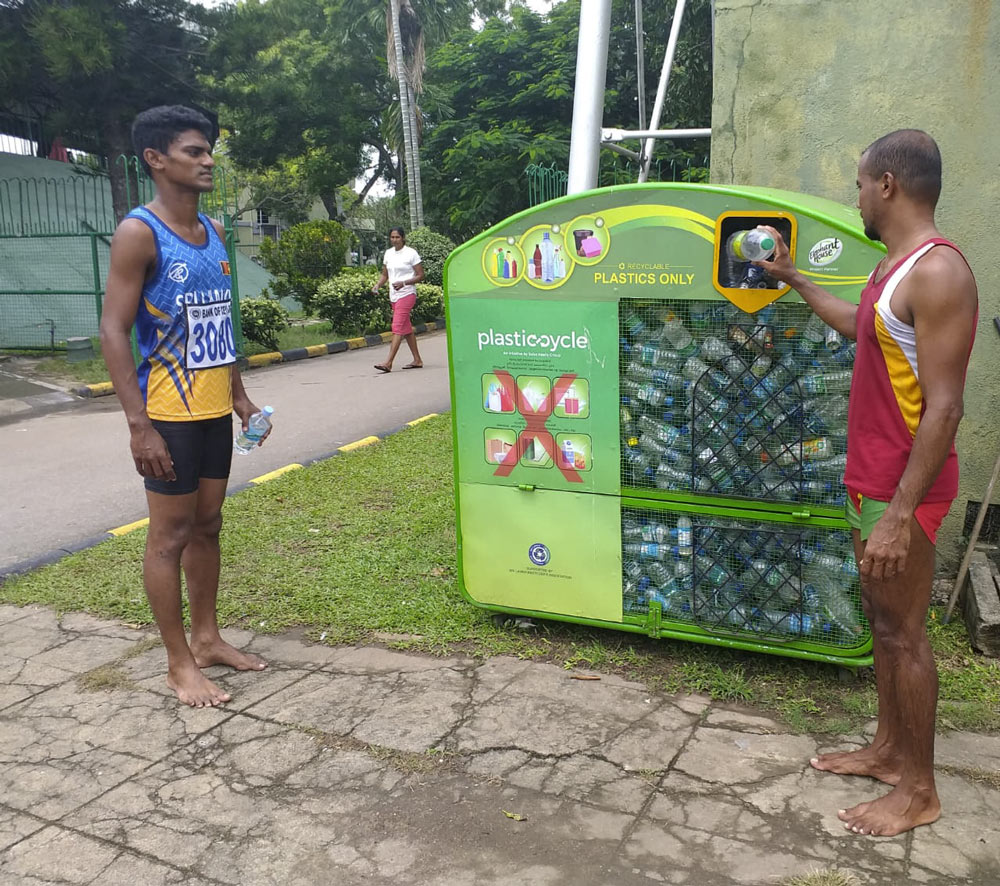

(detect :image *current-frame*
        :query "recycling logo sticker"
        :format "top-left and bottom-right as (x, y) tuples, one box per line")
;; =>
(528, 543), (551, 567)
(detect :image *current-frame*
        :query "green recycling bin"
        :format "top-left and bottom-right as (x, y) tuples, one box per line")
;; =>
(444, 183), (883, 667)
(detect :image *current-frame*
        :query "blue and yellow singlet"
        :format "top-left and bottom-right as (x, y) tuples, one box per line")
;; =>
(128, 207), (235, 421)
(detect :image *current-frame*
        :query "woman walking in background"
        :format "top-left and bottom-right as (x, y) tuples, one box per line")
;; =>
(371, 227), (424, 372)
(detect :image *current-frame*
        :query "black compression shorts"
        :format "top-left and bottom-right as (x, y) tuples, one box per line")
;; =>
(145, 414), (233, 496)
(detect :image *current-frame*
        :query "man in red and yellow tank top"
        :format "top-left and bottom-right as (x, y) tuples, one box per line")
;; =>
(758, 130), (978, 837)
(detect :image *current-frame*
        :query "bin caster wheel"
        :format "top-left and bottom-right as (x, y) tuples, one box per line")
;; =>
(492, 613), (514, 628)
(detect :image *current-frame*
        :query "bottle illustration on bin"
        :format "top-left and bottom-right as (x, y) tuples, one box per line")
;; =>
(536, 232), (555, 283)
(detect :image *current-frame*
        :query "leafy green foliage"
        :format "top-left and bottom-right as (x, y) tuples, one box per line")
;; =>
(412, 282), (445, 325)
(239, 297), (290, 352)
(258, 220), (355, 315)
(420, 0), (714, 238)
(313, 268), (384, 336)
(0, 0), (219, 219)
(207, 0), (393, 217)
(313, 268), (443, 336)
(403, 226), (456, 286)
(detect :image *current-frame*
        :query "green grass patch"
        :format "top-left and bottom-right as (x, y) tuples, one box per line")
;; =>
(32, 352), (111, 386)
(3, 415), (998, 736)
(242, 320), (342, 356)
(780, 872), (861, 886)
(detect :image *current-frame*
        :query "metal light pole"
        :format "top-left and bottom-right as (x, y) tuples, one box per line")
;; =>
(567, 0), (612, 195)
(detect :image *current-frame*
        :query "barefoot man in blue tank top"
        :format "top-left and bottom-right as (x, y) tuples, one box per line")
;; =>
(101, 106), (268, 707)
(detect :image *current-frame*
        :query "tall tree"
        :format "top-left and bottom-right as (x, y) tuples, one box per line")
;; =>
(419, 0), (712, 239)
(343, 0), (504, 227)
(0, 0), (219, 222)
(389, 0), (422, 228)
(207, 0), (390, 220)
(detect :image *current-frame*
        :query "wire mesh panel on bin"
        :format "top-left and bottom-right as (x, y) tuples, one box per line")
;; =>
(621, 507), (867, 651)
(620, 299), (852, 509)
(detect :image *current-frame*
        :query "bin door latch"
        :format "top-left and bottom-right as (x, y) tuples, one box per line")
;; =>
(517, 484), (536, 492)
(792, 510), (811, 520)
(645, 600), (662, 638)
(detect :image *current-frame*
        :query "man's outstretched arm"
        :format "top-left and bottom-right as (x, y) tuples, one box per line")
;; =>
(754, 226), (860, 340)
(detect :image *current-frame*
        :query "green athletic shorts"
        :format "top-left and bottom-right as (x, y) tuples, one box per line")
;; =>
(844, 486), (889, 541)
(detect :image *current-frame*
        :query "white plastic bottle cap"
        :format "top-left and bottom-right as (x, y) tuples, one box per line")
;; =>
(262, 405), (275, 416)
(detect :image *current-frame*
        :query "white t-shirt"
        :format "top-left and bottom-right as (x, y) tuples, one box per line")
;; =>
(383, 245), (422, 302)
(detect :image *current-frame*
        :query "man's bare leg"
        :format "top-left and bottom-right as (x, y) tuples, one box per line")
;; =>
(811, 528), (902, 785)
(145, 489), (231, 707)
(183, 478), (267, 672)
(838, 516), (941, 836)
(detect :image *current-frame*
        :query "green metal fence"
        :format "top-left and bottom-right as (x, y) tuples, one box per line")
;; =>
(0, 154), (244, 353)
(525, 154), (710, 207)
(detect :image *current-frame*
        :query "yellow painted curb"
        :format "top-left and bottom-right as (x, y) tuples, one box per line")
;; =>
(380, 331), (393, 343)
(108, 517), (149, 537)
(305, 344), (328, 358)
(406, 413), (438, 427)
(338, 435), (380, 452)
(87, 381), (115, 396)
(250, 464), (303, 484)
(345, 337), (367, 349)
(425, 321), (437, 331)
(247, 352), (282, 367)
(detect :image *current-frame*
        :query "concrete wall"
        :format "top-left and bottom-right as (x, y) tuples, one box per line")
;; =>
(711, 0), (1000, 567)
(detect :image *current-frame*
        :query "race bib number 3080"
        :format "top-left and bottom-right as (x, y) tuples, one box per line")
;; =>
(185, 300), (237, 370)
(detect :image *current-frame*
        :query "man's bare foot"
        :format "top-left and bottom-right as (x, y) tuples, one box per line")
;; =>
(166, 664), (231, 707)
(838, 784), (940, 836)
(191, 638), (268, 671)
(810, 744), (901, 785)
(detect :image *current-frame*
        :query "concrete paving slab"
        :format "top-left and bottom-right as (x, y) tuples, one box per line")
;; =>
(0, 654), (76, 709)
(0, 680), (233, 820)
(2, 608), (999, 885)
(672, 725), (817, 785)
(134, 660), (324, 715)
(0, 603), (38, 625)
(245, 658), (471, 752)
(935, 729), (1000, 772)
(456, 658), (687, 757)
(0, 809), (45, 855)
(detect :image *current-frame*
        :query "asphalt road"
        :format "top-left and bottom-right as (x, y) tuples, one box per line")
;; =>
(0, 331), (452, 573)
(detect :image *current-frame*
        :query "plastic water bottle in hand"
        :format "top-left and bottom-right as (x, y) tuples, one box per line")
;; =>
(727, 228), (776, 262)
(234, 406), (274, 455)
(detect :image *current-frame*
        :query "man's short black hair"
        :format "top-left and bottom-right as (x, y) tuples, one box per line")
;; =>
(862, 129), (942, 208)
(132, 105), (215, 176)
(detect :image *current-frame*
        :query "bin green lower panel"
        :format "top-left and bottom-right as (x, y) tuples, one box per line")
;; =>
(458, 483), (623, 622)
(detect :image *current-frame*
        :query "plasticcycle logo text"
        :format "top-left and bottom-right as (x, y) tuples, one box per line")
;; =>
(477, 328), (589, 352)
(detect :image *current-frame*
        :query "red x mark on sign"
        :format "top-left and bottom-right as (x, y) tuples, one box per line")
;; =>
(492, 370), (583, 483)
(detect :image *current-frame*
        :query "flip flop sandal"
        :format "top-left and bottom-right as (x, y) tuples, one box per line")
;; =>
(402, 363), (423, 369)
(374, 364), (391, 373)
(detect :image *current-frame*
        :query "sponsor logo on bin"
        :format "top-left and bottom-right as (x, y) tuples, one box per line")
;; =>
(528, 543), (551, 566)
(808, 238), (843, 267)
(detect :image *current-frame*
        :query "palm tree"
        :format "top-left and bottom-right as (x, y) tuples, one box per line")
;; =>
(388, 0), (424, 228)
(346, 1), (504, 228)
